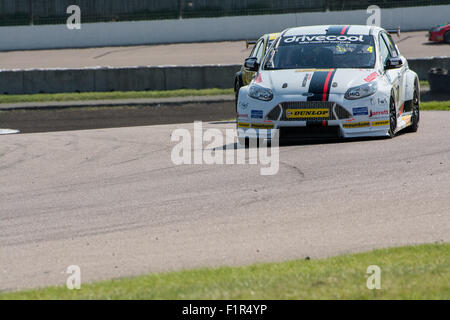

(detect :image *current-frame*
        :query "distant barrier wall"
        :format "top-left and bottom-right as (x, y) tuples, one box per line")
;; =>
(0, 65), (241, 94)
(0, 58), (448, 95)
(0, 5), (450, 51)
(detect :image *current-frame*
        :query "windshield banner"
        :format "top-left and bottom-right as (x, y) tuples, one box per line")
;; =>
(282, 34), (370, 45)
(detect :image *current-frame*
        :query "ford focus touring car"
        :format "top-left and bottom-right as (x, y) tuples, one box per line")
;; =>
(236, 25), (420, 142)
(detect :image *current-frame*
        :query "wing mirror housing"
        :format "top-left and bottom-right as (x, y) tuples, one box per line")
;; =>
(244, 57), (259, 72)
(385, 57), (403, 70)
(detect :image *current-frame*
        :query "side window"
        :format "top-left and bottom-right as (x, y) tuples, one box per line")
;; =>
(379, 35), (391, 66)
(382, 33), (399, 57)
(255, 40), (266, 63)
(249, 39), (263, 59)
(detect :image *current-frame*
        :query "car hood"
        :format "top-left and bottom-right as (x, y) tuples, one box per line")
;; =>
(256, 68), (379, 95)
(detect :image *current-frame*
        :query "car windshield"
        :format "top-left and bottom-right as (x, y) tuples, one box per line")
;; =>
(264, 34), (376, 70)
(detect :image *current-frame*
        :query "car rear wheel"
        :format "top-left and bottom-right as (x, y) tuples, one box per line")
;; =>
(407, 86), (420, 132)
(388, 95), (397, 138)
(445, 31), (450, 44)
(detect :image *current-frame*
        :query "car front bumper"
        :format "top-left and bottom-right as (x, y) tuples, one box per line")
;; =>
(237, 91), (391, 140)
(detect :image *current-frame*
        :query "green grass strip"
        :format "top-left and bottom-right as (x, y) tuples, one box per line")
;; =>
(1, 243), (448, 300)
(0, 88), (234, 105)
(421, 101), (450, 111)
(0, 88), (448, 111)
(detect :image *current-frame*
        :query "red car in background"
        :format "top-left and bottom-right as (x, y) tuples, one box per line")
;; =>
(428, 24), (450, 43)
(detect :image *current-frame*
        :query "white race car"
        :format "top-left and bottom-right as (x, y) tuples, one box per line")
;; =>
(237, 25), (420, 142)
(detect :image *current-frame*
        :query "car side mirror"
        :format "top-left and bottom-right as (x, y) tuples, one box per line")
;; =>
(385, 57), (403, 70)
(244, 57), (259, 72)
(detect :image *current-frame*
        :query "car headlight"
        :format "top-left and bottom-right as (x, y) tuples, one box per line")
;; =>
(249, 85), (273, 101)
(345, 82), (377, 100)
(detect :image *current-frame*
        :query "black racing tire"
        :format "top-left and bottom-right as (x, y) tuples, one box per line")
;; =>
(444, 31), (450, 44)
(407, 85), (420, 133)
(388, 95), (397, 138)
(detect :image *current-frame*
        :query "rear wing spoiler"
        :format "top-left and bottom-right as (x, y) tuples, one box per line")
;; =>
(246, 40), (257, 49)
(386, 27), (401, 38)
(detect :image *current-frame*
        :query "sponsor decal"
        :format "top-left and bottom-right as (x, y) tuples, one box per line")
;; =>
(307, 120), (328, 127)
(296, 69), (334, 72)
(327, 25), (350, 35)
(283, 34), (365, 44)
(237, 122), (250, 128)
(364, 71), (379, 82)
(343, 121), (370, 128)
(253, 73), (263, 84)
(353, 107), (369, 116)
(401, 115), (412, 125)
(238, 113), (249, 119)
(286, 109), (329, 118)
(252, 123), (275, 129)
(378, 97), (388, 105)
(251, 110), (264, 119)
(371, 120), (389, 127)
(307, 70), (337, 102)
(369, 109), (388, 117)
(239, 101), (249, 110)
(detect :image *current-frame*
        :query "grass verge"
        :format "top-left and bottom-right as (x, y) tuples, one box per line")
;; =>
(0, 88), (234, 104)
(421, 100), (450, 111)
(0, 88), (448, 112)
(1, 243), (448, 300)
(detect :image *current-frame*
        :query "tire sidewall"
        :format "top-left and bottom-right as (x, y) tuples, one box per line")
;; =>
(388, 95), (397, 138)
(410, 86), (420, 132)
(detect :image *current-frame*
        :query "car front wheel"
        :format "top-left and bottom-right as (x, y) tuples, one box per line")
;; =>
(388, 95), (397, 138)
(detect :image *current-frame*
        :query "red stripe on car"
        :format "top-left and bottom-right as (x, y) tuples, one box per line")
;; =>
(322, 71), (333, 101)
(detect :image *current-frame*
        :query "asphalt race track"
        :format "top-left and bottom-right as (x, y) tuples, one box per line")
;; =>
(0, 31), (447, 70)
(1, 111), (449, 291)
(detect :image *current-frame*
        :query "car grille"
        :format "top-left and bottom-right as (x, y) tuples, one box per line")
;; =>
(276, 101), (352, 121)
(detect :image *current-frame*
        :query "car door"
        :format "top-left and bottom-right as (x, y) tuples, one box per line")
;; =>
(382, 32), (408, 113)
(379, 32), (402, 114)
(242, 38), (264, 85)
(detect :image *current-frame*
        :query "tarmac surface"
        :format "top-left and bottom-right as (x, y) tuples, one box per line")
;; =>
(0, 111), (449, 291)
(0, 31), (448, 70)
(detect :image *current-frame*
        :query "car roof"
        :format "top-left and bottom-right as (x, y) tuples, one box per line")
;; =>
(268, 33), (280, 41)
(283, 25), (382, 36)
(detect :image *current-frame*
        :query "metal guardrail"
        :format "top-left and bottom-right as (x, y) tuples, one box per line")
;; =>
(0, 0), (449, 27)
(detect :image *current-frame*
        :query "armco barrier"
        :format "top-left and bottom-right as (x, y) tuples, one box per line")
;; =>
(0, 58), (448, 95)
(408, 57), (450, 81)
(0, 64), (241, 95)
